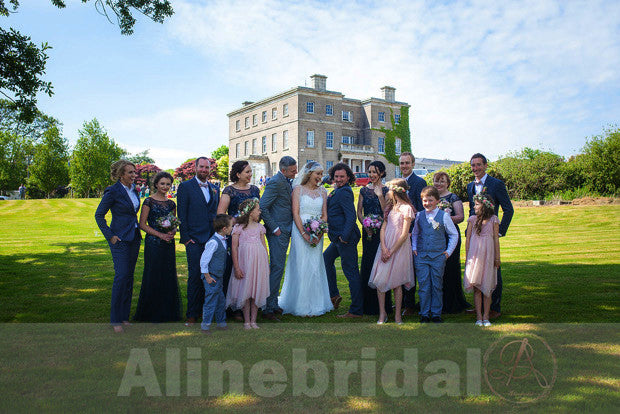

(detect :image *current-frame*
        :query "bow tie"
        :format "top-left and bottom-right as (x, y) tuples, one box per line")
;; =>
(475, 180), (482, 185)
(198, 182), (209, 188)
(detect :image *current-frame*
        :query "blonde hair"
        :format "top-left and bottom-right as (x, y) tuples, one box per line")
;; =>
(110, 160), (136, 181)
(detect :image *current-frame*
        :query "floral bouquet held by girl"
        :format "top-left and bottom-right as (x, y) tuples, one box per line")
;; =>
(302, 216), (328, 247)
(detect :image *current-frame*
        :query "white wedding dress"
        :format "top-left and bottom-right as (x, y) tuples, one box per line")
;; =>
(278, 186), (334, 316)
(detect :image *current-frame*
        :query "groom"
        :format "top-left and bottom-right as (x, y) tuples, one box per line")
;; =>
(260, 156), (298, 321)
(323, 163), (363, 318)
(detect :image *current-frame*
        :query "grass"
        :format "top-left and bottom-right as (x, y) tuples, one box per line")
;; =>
(0, 195), (619, 411)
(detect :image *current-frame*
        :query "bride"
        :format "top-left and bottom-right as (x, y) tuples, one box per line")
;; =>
(278, 162), (334, 316)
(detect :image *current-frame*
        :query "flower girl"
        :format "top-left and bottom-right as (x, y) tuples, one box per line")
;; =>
(227, 198), (270, 329)
(464, 193), (501, 327)
(368, 179), (415, 325)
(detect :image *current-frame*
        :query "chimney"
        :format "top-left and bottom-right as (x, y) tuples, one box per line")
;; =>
(381, 86), (395, 102)
(242, 101), (254, 107)
(310, 74), (327, 91)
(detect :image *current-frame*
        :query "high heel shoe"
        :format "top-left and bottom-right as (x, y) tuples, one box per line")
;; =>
(376, 316), (388, 325)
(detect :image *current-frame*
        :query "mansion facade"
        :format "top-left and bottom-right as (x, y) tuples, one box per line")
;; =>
(227, 75), (410, 184)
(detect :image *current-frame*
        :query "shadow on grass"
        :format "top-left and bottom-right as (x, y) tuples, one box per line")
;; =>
(0, 239), (618, 324)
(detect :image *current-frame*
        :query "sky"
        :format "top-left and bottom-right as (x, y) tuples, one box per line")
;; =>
(4, 0), (620, 169)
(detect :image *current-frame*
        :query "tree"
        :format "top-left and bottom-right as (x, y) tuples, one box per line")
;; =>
(174, 158), (217, 182)
(581, 125), (620, 194)
(0, 99), (60, 142)
(211, 145), (229, 160)
(127, 149), (155, 165)
(70, 119), (125, 197)
(0, 130), (31, 193)
(135, 163), (161, 187)
(216, 154), (229, 183)
(0, 0), (174, 122)
(27, 126), (69, 197)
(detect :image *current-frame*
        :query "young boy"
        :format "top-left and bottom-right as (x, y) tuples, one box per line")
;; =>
(412, 186), (459, 323)
(199, 214), (233, 333)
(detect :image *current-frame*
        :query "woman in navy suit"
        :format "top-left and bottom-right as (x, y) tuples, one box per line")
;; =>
(95, 160), (142, 332)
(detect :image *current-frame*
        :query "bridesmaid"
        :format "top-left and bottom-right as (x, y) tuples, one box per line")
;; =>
(95, 160), (141, 333)
(134, 171), (182, 322)
(357, 161), (392, 315)
(217, 160), (260, 317)
(433, 171), (472, 313)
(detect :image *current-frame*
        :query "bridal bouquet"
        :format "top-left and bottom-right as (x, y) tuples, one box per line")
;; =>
(437, 199), (452, 215)
(302, 216), (328, 247)
(157, 213), (180, 233)
(362, 214), (383, 240)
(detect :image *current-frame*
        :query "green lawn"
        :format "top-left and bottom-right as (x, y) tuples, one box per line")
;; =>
(0, 197), (619, 411)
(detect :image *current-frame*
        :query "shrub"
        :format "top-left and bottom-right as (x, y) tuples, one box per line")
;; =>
(580, 126), (620, 195)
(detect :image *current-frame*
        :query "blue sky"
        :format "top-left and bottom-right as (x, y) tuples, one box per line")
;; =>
(4, 0), (620, 169)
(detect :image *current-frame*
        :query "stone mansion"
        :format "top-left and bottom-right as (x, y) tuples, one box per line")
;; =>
(227, 75), (410, 183)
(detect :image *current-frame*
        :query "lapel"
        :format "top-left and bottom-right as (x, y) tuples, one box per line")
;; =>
(115, 181), (136, 211)
(279, 172), (291, 193)
(191, 177), (210, 208)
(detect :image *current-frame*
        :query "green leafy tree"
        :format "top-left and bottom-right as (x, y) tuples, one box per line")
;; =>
(372, 107), (411, 166)
(70, 119), (125, 197)
(0, 130), (31, 193)
(216, 154), (229, 183)
(0, 0), (173, 122)
(127, 149), (155, 165)
(0, 99), (60, 142)
(27, 126), (69, 197)
(211, 145), (229, 160)
(580, 126), (620, 195)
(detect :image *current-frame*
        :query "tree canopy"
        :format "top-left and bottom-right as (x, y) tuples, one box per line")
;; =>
(0, 0), (174, 122)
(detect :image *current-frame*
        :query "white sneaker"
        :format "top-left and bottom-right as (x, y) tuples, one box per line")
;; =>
(475, 320), (483, 326)
(482, 320), (492, 327)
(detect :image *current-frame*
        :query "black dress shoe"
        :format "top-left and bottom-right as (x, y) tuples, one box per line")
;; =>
(419, 316), (430, 323)
(262, 313), (280, 321)
(431, 316), (443, 323)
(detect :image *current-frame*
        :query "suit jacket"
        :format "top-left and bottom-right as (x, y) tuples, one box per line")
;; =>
(95, 181), (142, 242)
(177, 178), (220, 244)
(326, 184), (360, 244)
(259, 172), (293, 234)
(406, 173), (426, 213)
(467, 175), (514, 236)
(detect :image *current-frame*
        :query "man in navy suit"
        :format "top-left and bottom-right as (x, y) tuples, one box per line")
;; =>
(467, 153), (514, 319)
(323, 163), (363, 317)
(177, 157), (220, 326)
(399, 152), (427, 316)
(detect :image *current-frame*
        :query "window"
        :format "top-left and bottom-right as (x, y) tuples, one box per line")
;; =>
(252, 114), (258, 126)
(272, 162), (276, 174)
(245, 117), (249, 129)
(244, 141), (248, 156)
(252, 138), (257, 154)
(283, 130), (289, 149)
(271, 133), (277, 151)
(395, 167), (402, 178)
(283, 103), (289, 117)
(235, 143), (240, 158)
(306, 130), (315, 147)
(235, 120), (240, 131)
(378, 137), (385, 154)
(272, 108), (277, 120)
(341, 136), (351, 144)
(342, 110), (353, 122)
(326, 160), (334, 170)
(326, 131), (334, 149)
(378, 111), (385, 122)
(395, 114), (401, 124)
(261, 136), (267, 154)
(262, 111), (267, 123)
(325, 104), (333, 116)
(395, 138), (401, 155)
(306, 102), (314, 113)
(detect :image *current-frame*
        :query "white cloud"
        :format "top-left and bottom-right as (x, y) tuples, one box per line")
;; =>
(161, 0), (620, 162)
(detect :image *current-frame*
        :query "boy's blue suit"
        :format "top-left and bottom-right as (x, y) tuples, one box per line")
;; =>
(466, 174), (513, 313)
(177, 178), (220, 320)
(323, 184), (363, 315)
(95, 181), (142, 324)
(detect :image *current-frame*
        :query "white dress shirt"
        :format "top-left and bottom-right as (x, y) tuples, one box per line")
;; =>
(474, 173), (488, 195)
(411, 207), (459, 256)
(200, 233), (227, 274)
(122, 183), (139, 228)
(195, 176), (211, 203)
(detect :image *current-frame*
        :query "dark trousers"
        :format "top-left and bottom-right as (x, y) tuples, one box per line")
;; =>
(108, 230), (141, 324)
(185, 241), (206, 319)
(402, 255), (417, 309)
(323, 240), (363, 315)
(265, 231), (291, 313)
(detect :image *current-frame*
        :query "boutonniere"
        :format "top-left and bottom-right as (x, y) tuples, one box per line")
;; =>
(328, 191), (335, 198)
(429, 218), (440, 230)
(481, 186), (487, 194)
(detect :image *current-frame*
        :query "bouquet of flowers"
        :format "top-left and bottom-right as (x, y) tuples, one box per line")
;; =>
(302, 216), (328, 247)
(362, 214), (383, 240)
(157, 213), (180, 233)
(437, 199), (452, 215)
